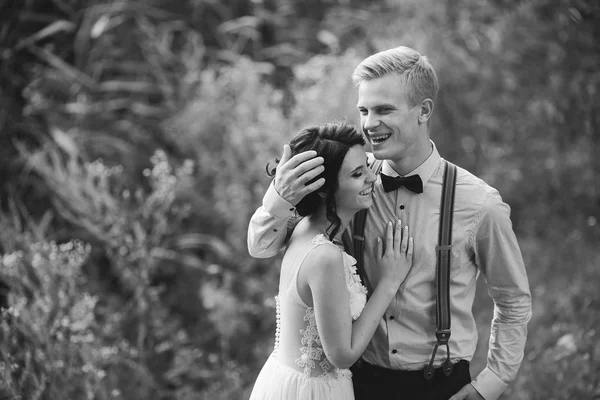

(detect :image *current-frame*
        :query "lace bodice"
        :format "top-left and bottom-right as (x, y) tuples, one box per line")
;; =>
(273, 234), (367, 381)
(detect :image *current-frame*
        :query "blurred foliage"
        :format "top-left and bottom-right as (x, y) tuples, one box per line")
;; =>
(0, 0), (598, 398)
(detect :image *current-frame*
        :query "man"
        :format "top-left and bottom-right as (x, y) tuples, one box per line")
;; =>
(248, 46), (531, 400)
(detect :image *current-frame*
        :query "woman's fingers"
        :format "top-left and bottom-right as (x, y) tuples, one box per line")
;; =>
(395, 219), (402, 251)
(376, 237), (382, 260)
(400, 225), (409, 254)
(383, 220), (413, 258)
(385, 221), (394, 254)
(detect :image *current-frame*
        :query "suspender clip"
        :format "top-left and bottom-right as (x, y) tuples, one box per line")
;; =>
(435, 329), (451, 344)
(442, 357), (454, 376)
(423, 364), (435, 380)
(425, 340), (454, 380)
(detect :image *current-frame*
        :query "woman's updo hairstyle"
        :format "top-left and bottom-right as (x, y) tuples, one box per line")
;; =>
(267, 122), (365, 240)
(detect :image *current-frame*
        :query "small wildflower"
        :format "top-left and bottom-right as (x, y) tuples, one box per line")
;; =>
(99, 346), (118, 359)
(31, 252), (44, 268)
(1, 251), (22, 269)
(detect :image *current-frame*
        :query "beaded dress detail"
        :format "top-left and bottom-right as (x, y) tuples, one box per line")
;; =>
(273, 295), (282, 355)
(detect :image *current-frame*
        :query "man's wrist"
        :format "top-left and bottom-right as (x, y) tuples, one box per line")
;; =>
(263, 181), (297, 218)
(470, 367), (508, 400)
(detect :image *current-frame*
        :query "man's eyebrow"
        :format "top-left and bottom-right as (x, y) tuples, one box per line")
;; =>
(357, 103), (397, 109)
(374, 103), (397, 109)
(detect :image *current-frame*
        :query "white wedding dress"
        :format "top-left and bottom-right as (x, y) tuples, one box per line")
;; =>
(249, 234), (367, 400)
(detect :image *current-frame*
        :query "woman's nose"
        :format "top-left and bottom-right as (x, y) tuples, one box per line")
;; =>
(367, 168), (377, 183)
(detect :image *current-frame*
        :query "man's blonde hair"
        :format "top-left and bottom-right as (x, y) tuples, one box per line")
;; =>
(352, 46), (439, 108)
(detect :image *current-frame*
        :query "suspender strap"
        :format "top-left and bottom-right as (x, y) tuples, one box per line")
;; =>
(352, 208), (371, 294)
(341, 229), (354, 261)
(424, 160), (457, 380)
(350, 158), (383, 296)
(437, 161), (456, 334)
(346, 158), (457, 380)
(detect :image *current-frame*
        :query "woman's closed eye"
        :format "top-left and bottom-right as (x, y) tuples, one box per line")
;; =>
(350, 165), (365, 178)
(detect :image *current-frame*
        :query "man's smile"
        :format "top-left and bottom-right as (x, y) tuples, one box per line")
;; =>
(369, 133), (392, 144)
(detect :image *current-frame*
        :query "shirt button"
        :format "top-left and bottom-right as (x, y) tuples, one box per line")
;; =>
(399, 205), (405, 210)
(389, 315), (395, 320)
(289, 208), (295, 211)
(391, 349), (397, 354)
(273, 229), (278, 232)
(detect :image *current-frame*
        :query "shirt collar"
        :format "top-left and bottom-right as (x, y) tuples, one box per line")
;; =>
(380, 140), (442, 187)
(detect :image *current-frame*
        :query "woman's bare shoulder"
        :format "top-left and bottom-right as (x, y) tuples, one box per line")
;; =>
(300, 237), (344, 278)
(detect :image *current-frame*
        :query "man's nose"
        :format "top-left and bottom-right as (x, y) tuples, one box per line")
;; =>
(363, 113), (380, 131)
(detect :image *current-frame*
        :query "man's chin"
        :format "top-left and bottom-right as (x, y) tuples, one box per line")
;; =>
(371, 147), (390, 160)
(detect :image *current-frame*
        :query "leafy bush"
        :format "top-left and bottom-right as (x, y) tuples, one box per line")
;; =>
(0, 238), (103, 400)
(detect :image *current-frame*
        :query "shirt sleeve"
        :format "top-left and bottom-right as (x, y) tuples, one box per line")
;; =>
(469, 189), (532, 400)
(247, 181), (299, 258)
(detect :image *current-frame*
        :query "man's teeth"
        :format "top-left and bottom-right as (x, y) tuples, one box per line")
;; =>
(371, 134), (391, 143)
(360, 187), (373, 195)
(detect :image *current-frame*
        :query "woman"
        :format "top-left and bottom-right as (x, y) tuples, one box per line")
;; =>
(249, 122), (414, 400)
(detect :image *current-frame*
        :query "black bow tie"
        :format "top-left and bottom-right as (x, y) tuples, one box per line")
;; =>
(380, 173), (424, 194)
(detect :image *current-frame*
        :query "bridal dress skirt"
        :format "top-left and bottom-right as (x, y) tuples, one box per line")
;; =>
(249, 354), (354, 400)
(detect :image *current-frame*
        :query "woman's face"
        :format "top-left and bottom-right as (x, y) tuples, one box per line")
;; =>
(334, 144), (377, 215)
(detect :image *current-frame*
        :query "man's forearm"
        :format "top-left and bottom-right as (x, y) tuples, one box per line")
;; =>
(471, 294), (531, 400)
(247, 206), (291, 258)
(247, 182), (298, 258)
(470, 192), (532, 400)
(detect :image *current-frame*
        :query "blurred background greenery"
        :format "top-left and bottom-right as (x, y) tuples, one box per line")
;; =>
(0, 0), (598, 399)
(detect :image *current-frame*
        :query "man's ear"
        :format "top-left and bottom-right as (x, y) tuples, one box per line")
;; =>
(418, 99), (434, 124)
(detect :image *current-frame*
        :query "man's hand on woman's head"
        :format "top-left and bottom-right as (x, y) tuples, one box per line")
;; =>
(274, 145), (325, 206)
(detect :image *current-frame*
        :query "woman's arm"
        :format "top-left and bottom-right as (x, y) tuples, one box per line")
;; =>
(303, 220), (413, 369)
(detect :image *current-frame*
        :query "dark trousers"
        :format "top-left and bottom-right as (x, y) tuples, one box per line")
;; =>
(351, 359), (471, 400)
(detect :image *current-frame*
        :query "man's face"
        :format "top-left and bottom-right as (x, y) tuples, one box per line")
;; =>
(357, 74), (424, 165)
